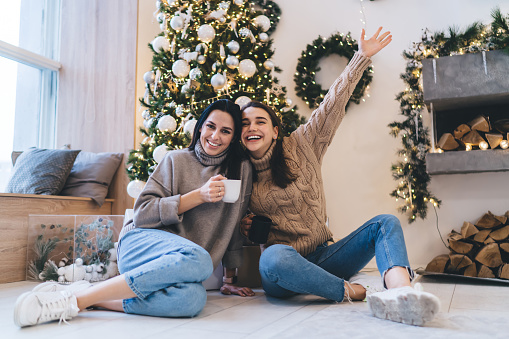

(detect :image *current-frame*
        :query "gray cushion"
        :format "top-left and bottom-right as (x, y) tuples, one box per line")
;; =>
(6, 148), (81, 195)
(60, 151), (123, 206)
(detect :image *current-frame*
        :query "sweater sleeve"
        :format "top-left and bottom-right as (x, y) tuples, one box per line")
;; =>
(133, 154), (184, 229)
(293, 51), (371, 163)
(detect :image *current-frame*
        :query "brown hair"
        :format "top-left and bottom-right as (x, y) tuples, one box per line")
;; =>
(241, 101), (296, 188)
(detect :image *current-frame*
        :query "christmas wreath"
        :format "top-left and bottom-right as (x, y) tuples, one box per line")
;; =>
(294, 32), (373, 109)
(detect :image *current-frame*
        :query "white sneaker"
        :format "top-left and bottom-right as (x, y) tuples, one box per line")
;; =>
(32, 280), (91, 293)
(366, 284), (440, 326)
(13, 290), (80, 327)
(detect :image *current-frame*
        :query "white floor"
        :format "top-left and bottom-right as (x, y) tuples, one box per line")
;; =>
(1, 273), (509, 339)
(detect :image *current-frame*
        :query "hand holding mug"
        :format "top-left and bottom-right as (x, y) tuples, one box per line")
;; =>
(199, 174), (226, 203)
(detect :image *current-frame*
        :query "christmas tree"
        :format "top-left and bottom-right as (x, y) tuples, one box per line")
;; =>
(126, 0), (305, 197)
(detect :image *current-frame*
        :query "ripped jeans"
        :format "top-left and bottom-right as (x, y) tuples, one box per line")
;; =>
(117, 228), (213, 317)
(258, 214), (414, 302)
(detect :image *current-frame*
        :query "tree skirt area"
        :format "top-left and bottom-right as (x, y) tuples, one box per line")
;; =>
(277, 301), (509, 339)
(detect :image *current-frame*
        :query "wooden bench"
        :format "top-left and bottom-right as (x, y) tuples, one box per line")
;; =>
(0, 193), (114, 284)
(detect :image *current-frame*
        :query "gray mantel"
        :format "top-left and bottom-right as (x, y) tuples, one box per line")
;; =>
(422, 50), (509, 111)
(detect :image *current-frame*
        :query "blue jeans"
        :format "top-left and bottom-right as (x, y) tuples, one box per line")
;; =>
(259, 214), (414, 302)
(117, 228), (213, 317)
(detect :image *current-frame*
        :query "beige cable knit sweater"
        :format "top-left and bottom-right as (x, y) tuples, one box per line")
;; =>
(248, 51), (371, 256)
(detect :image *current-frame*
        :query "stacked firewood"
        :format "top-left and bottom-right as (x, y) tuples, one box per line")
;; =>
(426, 211), (509, 279)
(437, 115), (509, 151)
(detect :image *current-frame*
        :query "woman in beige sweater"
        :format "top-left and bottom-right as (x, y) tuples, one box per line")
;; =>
(239, 27), (440, 326)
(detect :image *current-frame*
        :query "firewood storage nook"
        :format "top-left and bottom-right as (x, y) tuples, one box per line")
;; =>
(420, 51), (509, 281)
(422, 50), (509, 174)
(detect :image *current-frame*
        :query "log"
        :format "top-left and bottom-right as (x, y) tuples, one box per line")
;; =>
(474, 229), (491, 243)
(469, 115), (490, 132)
(449, 239), (473, 254)
(461, 130), (485, 146)
(494, 214), (507, 225)
(490, 225), (509, 241)
(448, 230), (463, 241)
(425, 254), (449, 273)
(500, 243), (509, 253)
(486, 133), (503, 149)
(478, 265), (495, 278)
(453, 124), (471, 139)
(484, 237), (496, 244)
(461, 222), (478, 238)
(449, 254), (472, 270)
(437, 133), (459, 151)
(499, 264), (509, 279)
(464, 263), (477, 277)
(476, 212), (502, 229)
(475, 243), (503, 267)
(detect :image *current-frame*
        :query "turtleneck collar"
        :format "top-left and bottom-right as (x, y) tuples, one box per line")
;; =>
(194, 141), (228, 166)
(249, 139), (276, 172)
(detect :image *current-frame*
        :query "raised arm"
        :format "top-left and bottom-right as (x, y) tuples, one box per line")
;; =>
(294, 27), (391, 163)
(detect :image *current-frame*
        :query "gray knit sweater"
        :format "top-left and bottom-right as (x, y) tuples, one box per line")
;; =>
(120, 142), (252, 269)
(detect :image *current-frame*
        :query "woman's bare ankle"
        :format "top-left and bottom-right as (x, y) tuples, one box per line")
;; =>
(345, 283), (366, 301)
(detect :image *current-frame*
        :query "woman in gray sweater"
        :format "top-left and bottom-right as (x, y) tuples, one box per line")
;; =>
(14, 99), (254, 327)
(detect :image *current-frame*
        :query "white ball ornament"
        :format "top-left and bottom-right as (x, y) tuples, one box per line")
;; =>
(226, 55), (240, 69)
(263, 59), (275, 70)
(175, 106), (185, 116)
(142, 109), (150, 120)
(143, 71), (155, 84)
(184, 119), (197, 137)
(151, 36), (170, 53)
(197, 55), (206, 64)
(227, 40), (240, 54)
(172, 59), (190, 78)
(153, 145), (169, 163)
(144, 117), (154, 129)
(170, 15), (184, 31)
(259, 32), (269, 42)
(286, 97), (293, 106)
(157, 115), (177, 132)
(254, 15), (271, 32)
(234, 0), (245, 5)
(211, 73), (226, 90)
(239, 59), (257, 77)
(189, 68), (202, 80)
(196, 43), (208, 54)
(127, 180), (146, 199)
(181, 83), (192, 97)
(157, 13), (166, 23)
(198, 24), (216, 43)
(235, 96), (251, 108)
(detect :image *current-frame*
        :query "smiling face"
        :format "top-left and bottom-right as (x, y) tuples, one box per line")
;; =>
(241, 106), (279, 159)
(199, 109), (235, 156)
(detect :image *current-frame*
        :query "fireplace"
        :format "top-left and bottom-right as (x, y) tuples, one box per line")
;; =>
(422, 50), (509, 175)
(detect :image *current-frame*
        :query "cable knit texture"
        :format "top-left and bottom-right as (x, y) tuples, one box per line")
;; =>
(249, 51), (371, 256)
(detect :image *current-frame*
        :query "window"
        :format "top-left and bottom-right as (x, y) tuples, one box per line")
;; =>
(0, 0), (61, 190)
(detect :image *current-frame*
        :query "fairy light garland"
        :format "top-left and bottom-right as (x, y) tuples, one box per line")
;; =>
(388, 8), (509, 223)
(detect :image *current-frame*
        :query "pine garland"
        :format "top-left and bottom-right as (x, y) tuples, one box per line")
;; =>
(294, 32), (373, 109)
(389, 7), (509, 223)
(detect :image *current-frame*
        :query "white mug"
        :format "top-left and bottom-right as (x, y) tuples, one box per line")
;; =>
(221, 179), (241, 203)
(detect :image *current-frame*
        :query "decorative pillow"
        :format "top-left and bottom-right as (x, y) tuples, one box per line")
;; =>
(60, 151), (123, 206)
(6, 148), (81, 195)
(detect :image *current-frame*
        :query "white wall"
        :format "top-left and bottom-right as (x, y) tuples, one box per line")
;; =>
(137, 0), (509, 268)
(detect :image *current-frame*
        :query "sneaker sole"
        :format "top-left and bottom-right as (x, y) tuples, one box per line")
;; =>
(367, 291), (440, 326)
(13, 291), (33, 327)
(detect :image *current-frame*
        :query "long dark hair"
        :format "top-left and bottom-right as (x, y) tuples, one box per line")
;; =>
(241, 101), (296, 188)
(189, 99), (245, 180)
